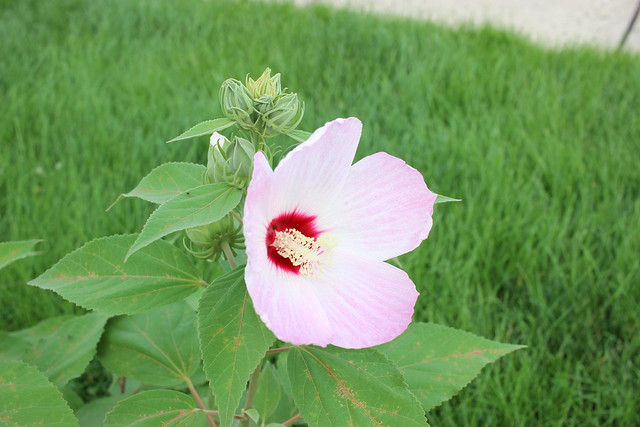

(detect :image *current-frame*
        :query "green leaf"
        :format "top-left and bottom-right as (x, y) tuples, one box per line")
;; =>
(377, 322), (525, 412)
(76, 395), (122, 427)
(167, 118), (235, 143)
(244, 408), (260, 423)
(274, 352), (293, 397)
(3, 316), (78, 361)
(266, 397), (298, 427)
(60, 385), (85, 411)
(253, 362), (282, 423)
(99, 302), (202, 388)
(0, 333), (30, 361)
(9, 315), (76, 346)
(0, 360), (79, 426)
(285, 129), (312, 143)
(288, 346), (427, 427)
(104, 390), (204, 426)
(23, 313), (109, 387)
(108, 376), (142, 398)
(198, 266), (275, 427)
(0, 239), (41, 270)
(268, 354), (298, 424)
(29, 235), (204, 315)
(111, 162), (206, 207)
(185, 286), (205, 311)
(80, 376), (146, 426)
(127, 183), (242, 258)
(435, 194), (461, 204)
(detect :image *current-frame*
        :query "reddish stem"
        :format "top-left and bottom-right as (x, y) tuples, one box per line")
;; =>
(266, 346), (294, 354)
(283, 414), (302, 425)
(185, 377), (217, 427)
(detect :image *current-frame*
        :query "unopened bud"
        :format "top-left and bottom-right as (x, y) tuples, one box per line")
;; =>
(263, 93), (304, 136)
(246, 68), (281, 99)
(226, 137), (255, 180)
(206, 133), (255, 186)
(206, 132), (229, 184)
(220, 79), (255, 129)
(185, 215), (243, 261)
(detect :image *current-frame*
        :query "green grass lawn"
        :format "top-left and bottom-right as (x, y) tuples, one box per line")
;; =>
(1, 0), (638, 424)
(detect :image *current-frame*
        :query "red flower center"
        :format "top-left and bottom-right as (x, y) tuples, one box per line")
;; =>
(266, 211), (320, 274)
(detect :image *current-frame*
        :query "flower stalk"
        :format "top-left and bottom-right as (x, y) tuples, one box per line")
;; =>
(220, 240), (237, 269)
(241, 363), (262, 427)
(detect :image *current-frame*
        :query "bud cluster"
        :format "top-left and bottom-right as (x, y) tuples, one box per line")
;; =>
(184, 215), (243, 261)
(220, 68), (304, 138)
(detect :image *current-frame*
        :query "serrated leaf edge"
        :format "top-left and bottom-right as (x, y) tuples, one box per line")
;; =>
(28, 234), (204, 314)
(197, 267), (275, 427)
(0, 360), (80, 426)
(126, 184), (240, 259)
(104, 389), (201, 426)
(384, 323), (525, 412)
(33, 313), (110, 387)
(291, 346), (428, 427)
(166, 118), (235, 143)
(121, 162), (206, 204)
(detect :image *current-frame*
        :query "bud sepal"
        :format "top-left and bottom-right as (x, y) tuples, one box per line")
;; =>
(206, 133), (256, 189)
(184, 215), (243, 261)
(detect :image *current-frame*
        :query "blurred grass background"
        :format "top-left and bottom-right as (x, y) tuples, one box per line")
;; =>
(1, 0), (638, 424)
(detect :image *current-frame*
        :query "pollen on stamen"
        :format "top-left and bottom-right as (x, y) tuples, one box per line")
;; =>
(272, 228), (335, 276)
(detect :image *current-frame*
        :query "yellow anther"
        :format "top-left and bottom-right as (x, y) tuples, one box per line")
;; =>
(272, 228), (335, 276)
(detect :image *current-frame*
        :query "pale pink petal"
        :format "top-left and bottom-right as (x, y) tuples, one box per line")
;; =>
(245, 155), (334, 346)
(267, 118), (362, 222)
(243, 117), (436, 350)
(324, 152), (437, 261)
(246, 261), (334, 346)
(243, 152), (274, 275)
(312, 254), (419, 349)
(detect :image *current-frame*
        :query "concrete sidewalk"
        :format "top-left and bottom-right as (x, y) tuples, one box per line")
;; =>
(291, 0), (640, 52)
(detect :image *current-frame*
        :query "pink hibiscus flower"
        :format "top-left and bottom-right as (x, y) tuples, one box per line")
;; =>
(243, 118), (437, 348)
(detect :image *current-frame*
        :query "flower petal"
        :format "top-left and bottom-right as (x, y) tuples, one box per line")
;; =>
(210, 132), (227, 147)
(244, 152), (274, 276)
(245, 156), (334, 346)
(312, 254), (419, 349)
(245, 262), (334, 346)
(326, 152), (437, 261)
(267, 118), (362, 222)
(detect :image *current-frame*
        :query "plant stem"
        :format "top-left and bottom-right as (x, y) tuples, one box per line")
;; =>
(230, 210), (243, 224)
(202, 410), (245, 420)
(266, 346), (294, 354)
(185, 377), (217, 427)
(242, 363), (262, 427)
(221, 240), (237, 269)
(283, 414), (301, 425)
(250, 131), (265, 153)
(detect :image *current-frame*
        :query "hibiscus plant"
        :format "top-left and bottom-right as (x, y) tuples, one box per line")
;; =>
(0, 69), (523, 426)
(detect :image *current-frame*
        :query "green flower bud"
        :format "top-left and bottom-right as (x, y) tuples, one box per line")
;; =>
(184, 215), (243, 261)
(206, 132), (229, 184)
(263, 93), (304, 136)
(253, 94), (275, 115)
(206, 133), (255, 186)
(219, 78), (255, 129)
(246, 68), (281, 99)
(226, 136), (255, 180)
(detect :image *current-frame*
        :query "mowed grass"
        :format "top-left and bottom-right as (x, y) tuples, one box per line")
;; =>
(1, 0), (638, 424)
